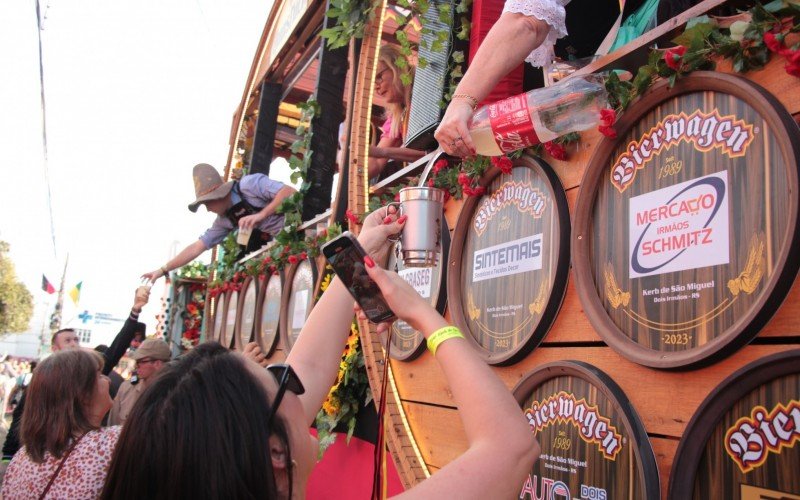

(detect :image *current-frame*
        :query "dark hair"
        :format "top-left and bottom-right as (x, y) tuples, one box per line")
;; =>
(101, 342), (292, 499)
(51, 328), (75, 346)
(20, 349), (104, 463)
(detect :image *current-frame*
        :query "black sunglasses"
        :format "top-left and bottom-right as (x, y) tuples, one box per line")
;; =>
(266, 364), (305, 426)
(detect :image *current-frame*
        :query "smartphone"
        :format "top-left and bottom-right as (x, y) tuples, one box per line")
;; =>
(322, 232), (397, 323)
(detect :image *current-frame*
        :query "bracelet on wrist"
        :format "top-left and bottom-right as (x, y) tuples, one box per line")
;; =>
(426, 326), (465, 356)
(451, 93), (479, 111)
(161, 266), (169, 277)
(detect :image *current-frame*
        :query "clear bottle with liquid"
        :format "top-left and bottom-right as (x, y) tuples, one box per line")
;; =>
(468, 74), (608, 156)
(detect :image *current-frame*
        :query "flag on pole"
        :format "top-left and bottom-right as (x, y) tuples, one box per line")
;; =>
(69, 282), (82, 305)
(41, 274), (56, 294)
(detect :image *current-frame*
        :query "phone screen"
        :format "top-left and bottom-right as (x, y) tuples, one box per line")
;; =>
(323, 234), (396, 323)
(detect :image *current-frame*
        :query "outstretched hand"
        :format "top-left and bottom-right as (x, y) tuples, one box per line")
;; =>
(141, 269), (162, 283)
(133, 286), (151, 311)
(243, 342), (268, 367)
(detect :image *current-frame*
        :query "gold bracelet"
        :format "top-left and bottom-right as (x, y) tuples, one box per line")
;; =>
(451, 93), (478, 110)
(426, 326), (465, 356)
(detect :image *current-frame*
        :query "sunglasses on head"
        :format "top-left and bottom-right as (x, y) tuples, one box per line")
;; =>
(266, 364), (305, 426)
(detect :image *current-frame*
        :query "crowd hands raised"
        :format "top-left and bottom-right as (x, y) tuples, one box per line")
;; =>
(0, 206), (538, 499)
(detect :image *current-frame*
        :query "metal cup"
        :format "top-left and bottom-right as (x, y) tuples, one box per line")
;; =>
(389, 187), (445, 267)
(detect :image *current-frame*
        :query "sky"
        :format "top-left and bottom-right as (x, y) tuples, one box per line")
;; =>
(0, 0), (286, 351)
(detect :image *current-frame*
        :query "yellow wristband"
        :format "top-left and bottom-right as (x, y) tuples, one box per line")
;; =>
(426, 326), (464, 356)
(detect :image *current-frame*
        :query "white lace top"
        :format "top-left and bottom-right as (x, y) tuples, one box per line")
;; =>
(502, 0), (570, 68)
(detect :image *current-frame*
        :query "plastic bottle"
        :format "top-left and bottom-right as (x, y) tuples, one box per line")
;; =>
(468, 74), (608, 156)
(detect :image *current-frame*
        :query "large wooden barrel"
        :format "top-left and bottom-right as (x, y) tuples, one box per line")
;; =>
(280, 258), (319, 353)
(211, 291), (227, 345)
(221, 289), (239, 349)
(255, 272), (283, 357)
(513, 361), (660, 499)
(669, 349), (800, 498)
(447, 154), (571, 365)
(234, 276), (259, 350)
(573, 72), (800, 369)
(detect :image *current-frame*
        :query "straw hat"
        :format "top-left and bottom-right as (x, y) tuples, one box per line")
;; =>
(188, 163), (234, 212)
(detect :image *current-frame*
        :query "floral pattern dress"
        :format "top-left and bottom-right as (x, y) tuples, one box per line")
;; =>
(1, 426), (121, 499)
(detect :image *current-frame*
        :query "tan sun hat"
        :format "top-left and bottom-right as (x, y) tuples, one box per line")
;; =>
(188, 163), (235, 212)
(131, 338), (171, 362)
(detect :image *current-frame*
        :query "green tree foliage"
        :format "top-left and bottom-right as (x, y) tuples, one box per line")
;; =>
(0, 241), (34, 335)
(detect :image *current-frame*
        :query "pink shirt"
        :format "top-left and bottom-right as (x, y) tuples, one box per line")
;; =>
(1, 426), (121, 499)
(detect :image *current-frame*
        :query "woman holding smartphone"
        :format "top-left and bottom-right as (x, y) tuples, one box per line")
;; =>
(102, 208), (539, 499)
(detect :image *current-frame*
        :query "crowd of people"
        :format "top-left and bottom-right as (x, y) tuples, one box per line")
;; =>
(0, 0), (608, 496)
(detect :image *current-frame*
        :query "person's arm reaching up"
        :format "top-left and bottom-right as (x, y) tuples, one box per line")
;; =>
(360, 263), (540, 500)
(103, 286), (150, 375)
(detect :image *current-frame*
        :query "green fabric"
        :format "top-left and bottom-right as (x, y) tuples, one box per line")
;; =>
(610, 0), (661, 52)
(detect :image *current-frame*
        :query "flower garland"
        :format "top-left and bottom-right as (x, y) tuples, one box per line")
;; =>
(180, 283), (206, 350)
(605, 2), (799, 112)
(314, 265), (373, 454)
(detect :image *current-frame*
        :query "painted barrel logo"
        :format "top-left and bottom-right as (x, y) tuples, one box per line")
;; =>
(629, 171), (729, 278)
(473, 180), (547, 236)
(610, 110), (754, 193)
(724, 400), (800, 473)
(522, 391), (623, 460)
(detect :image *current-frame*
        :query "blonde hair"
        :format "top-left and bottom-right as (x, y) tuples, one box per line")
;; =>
(378, 45), (414, 139)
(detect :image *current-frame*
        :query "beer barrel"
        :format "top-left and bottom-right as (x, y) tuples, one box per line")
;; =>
(222, 289), (239, 349)
(668, 349), (800, 498)
(513, 361), (660, 499)
(254, 272), (283, 357)
(211, 291), (227, 345)
(234, 276), (259, 350)
(573, 72), (800, 369)
(382, 220), (450, 361)
(447, 154), (571, 365)
(280, 258), (318, 353)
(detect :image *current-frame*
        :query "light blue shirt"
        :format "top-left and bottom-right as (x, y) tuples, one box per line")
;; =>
(199, 174), (286, 248)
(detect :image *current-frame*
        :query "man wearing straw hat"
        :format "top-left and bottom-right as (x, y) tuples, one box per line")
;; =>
(141, 164), (295, 282)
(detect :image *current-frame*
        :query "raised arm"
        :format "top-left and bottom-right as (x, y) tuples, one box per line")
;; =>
(103, 286), (150, 375)
(360, 263), (539, 499)
(287, 208), (405, 424)
(239, 185), (297, 230)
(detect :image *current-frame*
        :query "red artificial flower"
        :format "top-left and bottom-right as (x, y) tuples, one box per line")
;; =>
(269, 265), (276, 273)
(299, 251), (308, 260)
(491, 155), (514, 174)
(345, 209), (361, 225)
(544, 141), (568, 161)
(288, 255), (299, 265)
(427, 178), (435, 187)
(463, 185), (486, 197)
(263, 256), (272, 264)
(443, 190), (451, 204)
(186, 303), (198, 315)
(600, 108), (616, 127)
(273, 271), (279, 276)
(599, 125), (618, 139)
(764, 32), (784, 53)
(318, 229), (327, 238)
(786, 60), (800, 77)
(394, 192), (400, 202)
(457, 171), (471, 187)
(433, 159), (449, 173)
(663, 45), (687, 71)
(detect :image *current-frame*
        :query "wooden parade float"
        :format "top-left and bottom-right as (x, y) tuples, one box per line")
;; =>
(200, 0), (800, 497)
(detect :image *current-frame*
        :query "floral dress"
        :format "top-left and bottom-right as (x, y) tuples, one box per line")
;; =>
(503, 0), (571, 68)
(1, 426), (121, 499)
